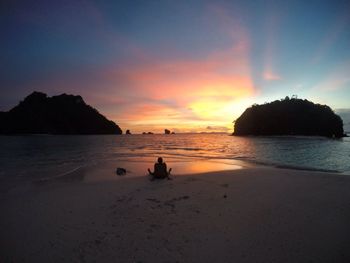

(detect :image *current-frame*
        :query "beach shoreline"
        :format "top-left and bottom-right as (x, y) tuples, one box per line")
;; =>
(1, 165), (350, 262)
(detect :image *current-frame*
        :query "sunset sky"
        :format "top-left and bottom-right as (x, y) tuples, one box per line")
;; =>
(1, 0), (350, 133)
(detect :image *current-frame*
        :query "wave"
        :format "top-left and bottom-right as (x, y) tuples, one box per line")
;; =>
(164, 147), (202, 151)
(35, 165), (84, 182)
(234, 158), (341, 174)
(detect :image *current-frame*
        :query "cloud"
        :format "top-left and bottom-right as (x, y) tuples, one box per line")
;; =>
(96, 49), (253, 133)
(206, 125), (230, 132)
(311, 7), (350, 64)
(262, 14), (282, 81)
(315, 60), (350, 91)
(262, 71), (281, 81)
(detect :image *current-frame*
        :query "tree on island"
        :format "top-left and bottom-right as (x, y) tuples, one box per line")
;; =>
(233, 97), (344, 138)
(0, 91), (122, 135)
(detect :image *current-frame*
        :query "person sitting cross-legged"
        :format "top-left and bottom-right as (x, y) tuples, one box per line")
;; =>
(148, 157), (172, 180)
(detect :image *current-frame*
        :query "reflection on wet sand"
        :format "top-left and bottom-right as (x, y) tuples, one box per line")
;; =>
(81, 158), (244, 183)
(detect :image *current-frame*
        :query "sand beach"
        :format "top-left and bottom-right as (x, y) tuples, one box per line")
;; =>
(1, 165), (350, 263)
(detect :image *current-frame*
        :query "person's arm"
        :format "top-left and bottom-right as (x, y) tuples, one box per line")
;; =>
(164, 163), (169, 177)
(164, 163), (172, 179)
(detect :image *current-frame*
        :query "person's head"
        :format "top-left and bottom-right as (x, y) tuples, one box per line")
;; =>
(157, 157), (163, 163)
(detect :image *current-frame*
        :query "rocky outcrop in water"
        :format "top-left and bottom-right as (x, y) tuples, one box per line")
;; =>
(0, 91), (122, 134)
(233, 97), (345, 138)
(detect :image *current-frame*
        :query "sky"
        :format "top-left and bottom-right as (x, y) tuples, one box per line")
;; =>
(1, 0), (350, 133)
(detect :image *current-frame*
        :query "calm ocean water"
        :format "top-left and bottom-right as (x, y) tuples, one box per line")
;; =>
(1, 134), (350, 182)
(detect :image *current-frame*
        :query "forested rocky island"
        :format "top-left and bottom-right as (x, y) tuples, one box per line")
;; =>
(233, 97), (344, 138)
(0, 92), (122, 135)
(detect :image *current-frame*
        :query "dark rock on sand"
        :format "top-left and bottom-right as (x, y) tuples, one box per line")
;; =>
(116, 168), (127, 176)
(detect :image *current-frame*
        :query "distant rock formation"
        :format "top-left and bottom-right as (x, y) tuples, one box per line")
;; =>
(0, 91), (122, 135)
(171, 131), (175, 134)
(142, 132), (154, 134)
(164, 129), (171, 134)
(233, 97), (345, 138)
(126, 130), (131, 135)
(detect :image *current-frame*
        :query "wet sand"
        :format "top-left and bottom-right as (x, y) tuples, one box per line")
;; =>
(1, 166), (350, 262)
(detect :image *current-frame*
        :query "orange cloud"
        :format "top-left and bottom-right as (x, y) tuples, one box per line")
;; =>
(103, 41), (255, 133)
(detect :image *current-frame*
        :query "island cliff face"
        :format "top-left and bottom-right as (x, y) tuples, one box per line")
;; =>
(233, 98), (344, 138)
(0, 92), (122, 135)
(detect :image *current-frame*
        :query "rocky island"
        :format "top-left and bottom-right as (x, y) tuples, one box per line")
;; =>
(0, 91), (122, 134)
(233, 97), (344, 138)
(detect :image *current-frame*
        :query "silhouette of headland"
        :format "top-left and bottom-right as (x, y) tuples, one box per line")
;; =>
(0, 91), (122, 135)
(233, 97), (345, 138)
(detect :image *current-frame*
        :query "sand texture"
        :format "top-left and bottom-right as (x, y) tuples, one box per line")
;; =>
(1, 167), (350, 262)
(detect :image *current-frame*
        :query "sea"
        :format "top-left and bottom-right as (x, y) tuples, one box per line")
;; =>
(1, 134), (350, 185)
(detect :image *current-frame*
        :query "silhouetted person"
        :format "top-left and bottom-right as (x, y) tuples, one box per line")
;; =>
(148, 157), (172, 180)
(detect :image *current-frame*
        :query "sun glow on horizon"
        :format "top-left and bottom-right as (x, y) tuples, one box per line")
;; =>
(99, 35), (256, 133)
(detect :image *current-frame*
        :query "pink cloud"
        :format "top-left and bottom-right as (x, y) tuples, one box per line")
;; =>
(263, 71), (281, 81)
(262, 13), (282, 81)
